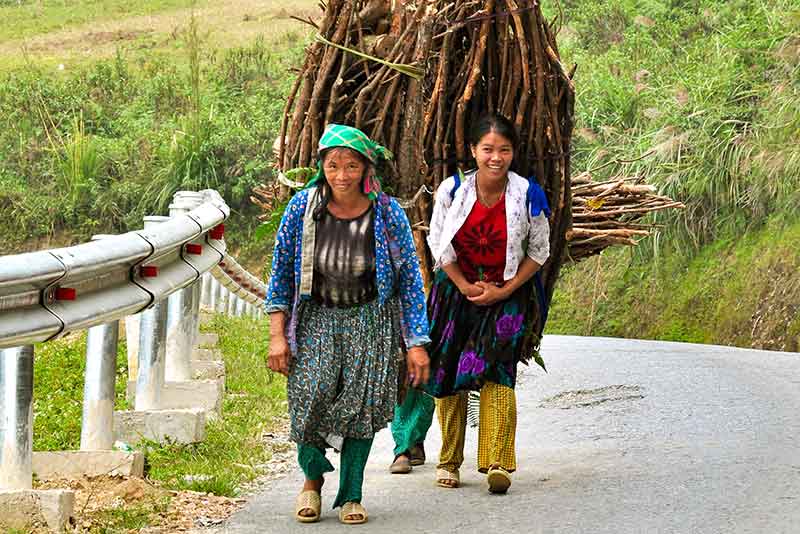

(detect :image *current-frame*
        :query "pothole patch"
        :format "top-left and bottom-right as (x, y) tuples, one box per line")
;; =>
(539, 385), (644, 409)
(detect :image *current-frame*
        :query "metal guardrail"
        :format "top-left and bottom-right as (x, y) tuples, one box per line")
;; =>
(0, 189), (267, 494)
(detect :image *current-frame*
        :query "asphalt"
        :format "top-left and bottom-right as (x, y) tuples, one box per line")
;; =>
(213, 335), (800, 533)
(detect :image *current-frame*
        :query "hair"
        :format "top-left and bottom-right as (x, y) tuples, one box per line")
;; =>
(469, 113), (519, 150)
(312, 147), (374, 220)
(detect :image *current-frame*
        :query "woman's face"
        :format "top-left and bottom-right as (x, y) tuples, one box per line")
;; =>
(471, 130), (514, 181)
(322, 148), (367, 198)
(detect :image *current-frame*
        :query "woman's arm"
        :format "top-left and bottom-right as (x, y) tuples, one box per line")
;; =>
(264, 193), (305, 376)
(264, 194), (304, 314)
(441, 262), (484, 298)
(387, 199), (432, 349)
(468, 257), (540, 306)
(267, 311), (291, 376)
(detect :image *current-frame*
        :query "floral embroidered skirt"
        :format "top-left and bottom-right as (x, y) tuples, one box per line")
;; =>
(424, 270), (534, 397)
(287, 296), (404, 449)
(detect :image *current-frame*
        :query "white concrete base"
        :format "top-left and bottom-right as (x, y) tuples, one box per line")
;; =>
(198, 332), (219, 347)
(0, 489), (74, 533)
(114, 408), (207, 445)
(192, 347), (222, 361)
(192, 359), (226, 380)
(32, 450), (145, 479)
(126, 379), (224, 418)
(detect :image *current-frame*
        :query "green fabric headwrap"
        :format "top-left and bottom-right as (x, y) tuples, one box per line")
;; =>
(305, 123), (393, 200)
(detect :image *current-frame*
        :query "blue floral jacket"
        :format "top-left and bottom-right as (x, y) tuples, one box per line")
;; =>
(265, 187), (431, 350)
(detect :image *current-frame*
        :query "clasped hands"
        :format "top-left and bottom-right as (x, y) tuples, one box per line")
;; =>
(460, 280), (510, 306)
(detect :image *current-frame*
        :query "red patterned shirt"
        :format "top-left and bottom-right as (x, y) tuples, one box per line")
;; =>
(452, 195), (507, 284)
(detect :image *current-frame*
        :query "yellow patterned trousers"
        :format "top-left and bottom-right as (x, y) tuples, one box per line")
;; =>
(436, 382), (517, 473)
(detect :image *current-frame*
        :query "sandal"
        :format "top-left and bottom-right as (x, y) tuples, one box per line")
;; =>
(487, 466), (512, 494)
(295, 490), (321, 523)
(409, 443), (426, 466)
(339, 501), (368, 524)
(435, 467), (460, 488)
(390, 454), (412, 474)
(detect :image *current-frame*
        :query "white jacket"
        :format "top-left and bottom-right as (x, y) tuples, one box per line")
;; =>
(427, 170), (551, 280)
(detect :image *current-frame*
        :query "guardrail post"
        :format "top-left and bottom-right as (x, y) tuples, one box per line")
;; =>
(165, 193), (204, 382)
(135, 299), (168, 411)
(227, 291), (239, 317)
(135, 216), (171, 411)
(236, 297), (246, 317)
(125, 313), (141, 381)
(81, 322), (118, 451)
(216, 286), (229, 315)
(0, 345), (34, 490)
(209, 277), (220, 311)
(200, 272), (213, 309)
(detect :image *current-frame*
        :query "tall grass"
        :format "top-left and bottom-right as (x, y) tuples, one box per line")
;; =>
(554, 0), (800, 255)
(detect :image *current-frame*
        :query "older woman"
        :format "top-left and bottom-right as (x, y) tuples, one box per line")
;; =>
(425, 113), (550, 494)
(266, 124), (430, 524)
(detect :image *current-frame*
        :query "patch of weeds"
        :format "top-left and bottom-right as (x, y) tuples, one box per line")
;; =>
(89, 495), (171, 533)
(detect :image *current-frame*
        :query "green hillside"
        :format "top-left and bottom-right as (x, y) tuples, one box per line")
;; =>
(0, 0), (797, 348)
(545, 0), (800, 351)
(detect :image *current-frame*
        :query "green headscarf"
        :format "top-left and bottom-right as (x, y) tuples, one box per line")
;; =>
(305, 123), (393, 200)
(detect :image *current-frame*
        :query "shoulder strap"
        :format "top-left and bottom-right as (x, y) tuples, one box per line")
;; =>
(448, 169), (466, 201)
(525, 175), (552, 218)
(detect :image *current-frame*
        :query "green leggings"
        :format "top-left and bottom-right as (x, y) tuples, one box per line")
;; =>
(297, 437), (373, 509)
(391, 388), (435, 456)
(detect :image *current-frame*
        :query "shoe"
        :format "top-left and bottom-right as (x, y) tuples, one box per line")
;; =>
(339, 501), (368, 524)
(295, 490), (321, 523)
(435, 467), (460, 488)
(409, 443), (426, 466)
(389, 454), (412, 474)
(487, 467), (511, 494)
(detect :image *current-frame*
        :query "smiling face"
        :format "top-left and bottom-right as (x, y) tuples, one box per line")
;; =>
(470, 130), (514, 181)
(322, 147), (368, 198)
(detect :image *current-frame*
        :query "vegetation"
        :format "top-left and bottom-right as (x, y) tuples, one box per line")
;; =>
(0, 2), (311, 268)
(543, 0), (799, 349)
(33, 313), (286, 496)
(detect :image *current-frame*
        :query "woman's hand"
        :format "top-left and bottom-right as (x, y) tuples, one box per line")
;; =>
(467, 281), (509, 306)
(406, 346), (430, 387)
(268, 334), (292, 377)
(458, 282), (485, 298)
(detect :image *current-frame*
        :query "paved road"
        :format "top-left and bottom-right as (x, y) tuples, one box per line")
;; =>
(215, 335), (800, 533)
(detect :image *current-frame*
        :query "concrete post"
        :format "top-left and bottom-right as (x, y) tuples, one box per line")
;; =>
(227, 293), (238, 316)
(0, 346), (34, 490)
(81, 322), (119, 451)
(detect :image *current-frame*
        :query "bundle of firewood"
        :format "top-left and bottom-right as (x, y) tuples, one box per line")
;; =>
(568, 170), (685, 261)
(268, 0), (575, 303)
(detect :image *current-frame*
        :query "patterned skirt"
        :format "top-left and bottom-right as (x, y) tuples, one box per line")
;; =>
(287, 296), (404, 449)
(424, 269), (534, 398)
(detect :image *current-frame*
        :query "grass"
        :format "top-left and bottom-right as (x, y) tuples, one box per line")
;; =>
(33, 312), (287, 498)
(549, 0), (800, 253)
(32, 332), (128, 452)
(90, 497), (171, 533)
(548, 216), (800, 352)
(143, 313), (287, 496)
(0, 0), (204, 43)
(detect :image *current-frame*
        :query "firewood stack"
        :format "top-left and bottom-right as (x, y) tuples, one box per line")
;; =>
(254, 0), (682, 308)
(568, 171), (685, 261)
